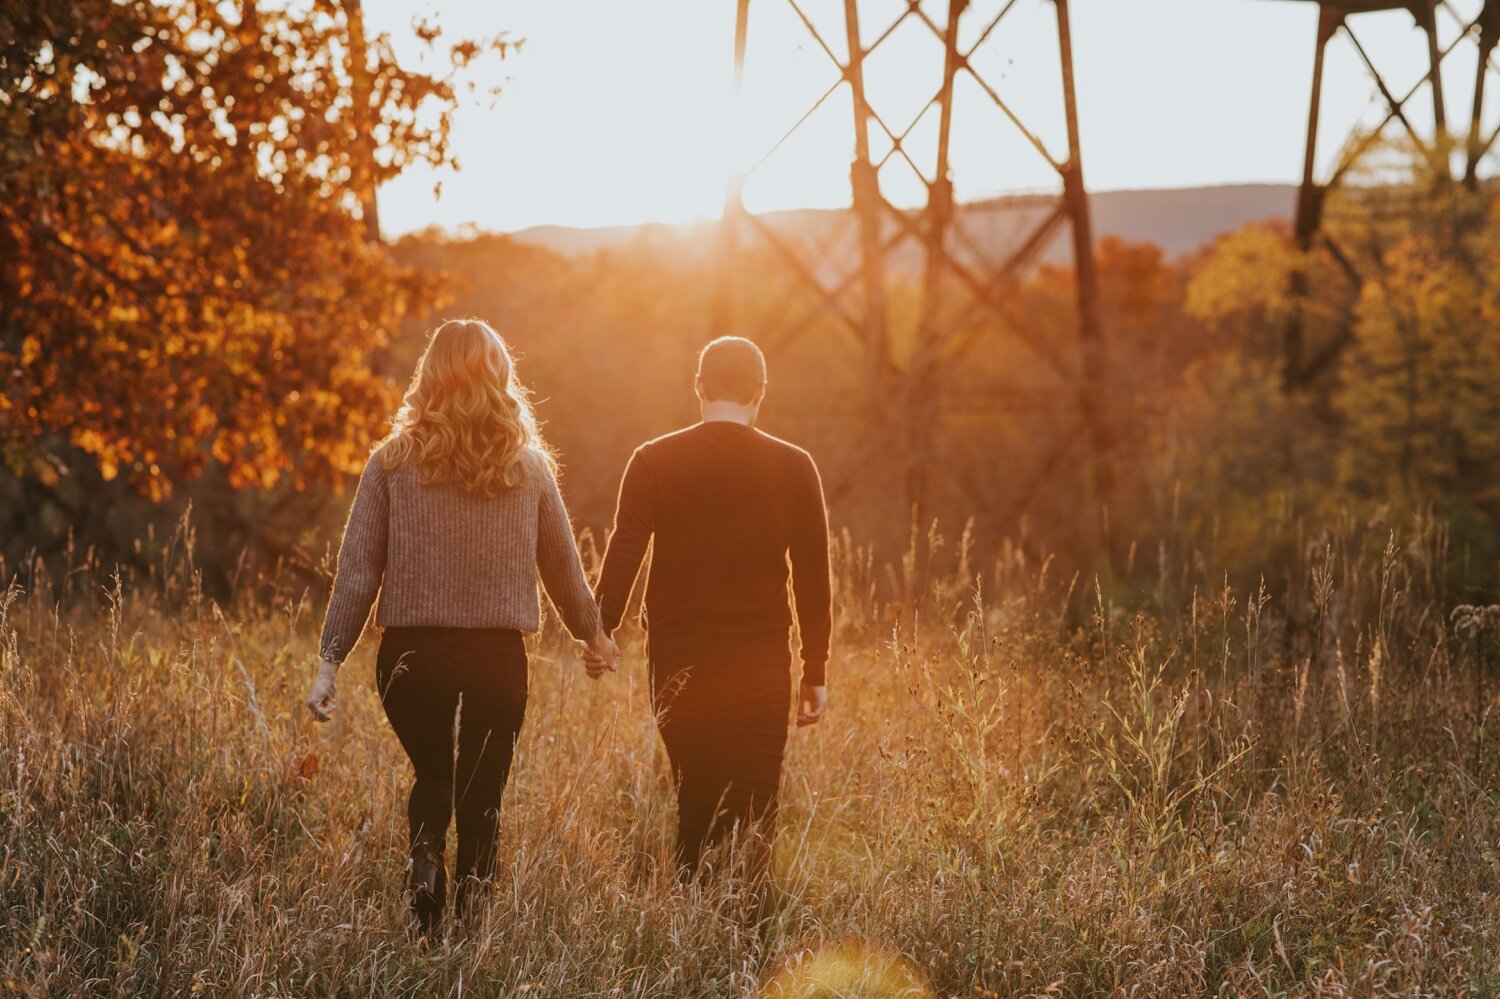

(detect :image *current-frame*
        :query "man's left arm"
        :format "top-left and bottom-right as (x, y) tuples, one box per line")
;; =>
(788, 452), (831, 725)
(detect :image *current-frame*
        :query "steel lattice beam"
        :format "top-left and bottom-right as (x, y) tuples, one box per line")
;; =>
(716, 0), (1109, 535)
(716, 0), (1500, 529)
(1278, 0), (1500, 387)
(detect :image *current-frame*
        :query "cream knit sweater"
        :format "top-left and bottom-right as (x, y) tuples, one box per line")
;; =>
(318, 445), (602, 664)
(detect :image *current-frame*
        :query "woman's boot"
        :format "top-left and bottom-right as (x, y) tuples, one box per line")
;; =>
(407, 830), (447, 936)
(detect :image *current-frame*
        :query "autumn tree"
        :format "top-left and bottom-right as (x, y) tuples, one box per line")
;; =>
(1168, 148), (1500, 584)
(0, 0), (509, 578)
(1336, 201), (1500, 534)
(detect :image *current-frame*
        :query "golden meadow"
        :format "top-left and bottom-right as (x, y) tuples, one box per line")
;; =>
(2, 511), (1496, 996)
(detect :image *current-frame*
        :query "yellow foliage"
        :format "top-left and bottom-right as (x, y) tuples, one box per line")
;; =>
(1184, 223), (1299, 328)
(1337, 233), (1500, 512)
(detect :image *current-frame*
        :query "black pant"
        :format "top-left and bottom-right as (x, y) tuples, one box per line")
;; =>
(377, 627), (528, 891)
(651, 663), (791, 879)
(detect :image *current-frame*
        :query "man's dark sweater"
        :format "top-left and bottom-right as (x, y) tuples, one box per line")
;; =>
(595, 420), (832, 685)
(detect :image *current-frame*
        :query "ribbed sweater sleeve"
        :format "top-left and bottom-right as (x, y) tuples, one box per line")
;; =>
(318, 454), (389, 664)
(535, 462), (603, 642)
(789, 451), (832, 685)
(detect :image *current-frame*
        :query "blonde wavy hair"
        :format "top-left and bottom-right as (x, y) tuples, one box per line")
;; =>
(378, 318), (555, 494)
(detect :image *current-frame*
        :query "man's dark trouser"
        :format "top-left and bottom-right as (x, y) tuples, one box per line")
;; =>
(651, 662), (791, 882)
(377, 626), (528, 904)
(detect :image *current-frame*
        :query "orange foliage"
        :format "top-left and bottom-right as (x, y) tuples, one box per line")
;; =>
(0, 1), (510, 498)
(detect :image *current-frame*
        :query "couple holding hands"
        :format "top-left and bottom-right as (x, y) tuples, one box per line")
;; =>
(305, 321), (831, 934)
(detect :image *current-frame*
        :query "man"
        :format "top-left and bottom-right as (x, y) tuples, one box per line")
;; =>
(588, 336), (831, 884)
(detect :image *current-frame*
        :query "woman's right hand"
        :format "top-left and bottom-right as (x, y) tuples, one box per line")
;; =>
(583, 628), (619, 680)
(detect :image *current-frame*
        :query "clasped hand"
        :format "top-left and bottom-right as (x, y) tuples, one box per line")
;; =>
(582, 627), (619, 680)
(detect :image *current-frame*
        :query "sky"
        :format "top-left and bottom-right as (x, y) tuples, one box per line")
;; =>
(364, 0), (1497, 235)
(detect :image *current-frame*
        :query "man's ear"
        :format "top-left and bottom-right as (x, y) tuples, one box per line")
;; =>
(694, 377), (705, 402)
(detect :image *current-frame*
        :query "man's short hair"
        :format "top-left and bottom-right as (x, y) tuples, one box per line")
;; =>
(696, 336), (767, 404)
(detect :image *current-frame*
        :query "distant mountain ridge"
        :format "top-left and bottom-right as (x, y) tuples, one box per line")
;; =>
(506, 183), (1297, 264)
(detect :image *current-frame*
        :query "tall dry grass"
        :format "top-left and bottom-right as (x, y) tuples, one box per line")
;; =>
(1, 513), (1497, 996)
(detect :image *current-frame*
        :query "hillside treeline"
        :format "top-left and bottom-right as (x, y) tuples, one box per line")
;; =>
(9, 186), (1500, 600)
(387, 173), (1500, 600)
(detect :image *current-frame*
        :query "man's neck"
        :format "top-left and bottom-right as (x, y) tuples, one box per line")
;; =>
(699, 401), (757, 426)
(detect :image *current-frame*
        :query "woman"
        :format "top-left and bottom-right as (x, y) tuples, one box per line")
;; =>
(303, 318), (616, 934)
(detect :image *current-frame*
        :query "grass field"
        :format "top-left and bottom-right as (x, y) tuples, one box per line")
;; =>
(2, 515), (1497, 997)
